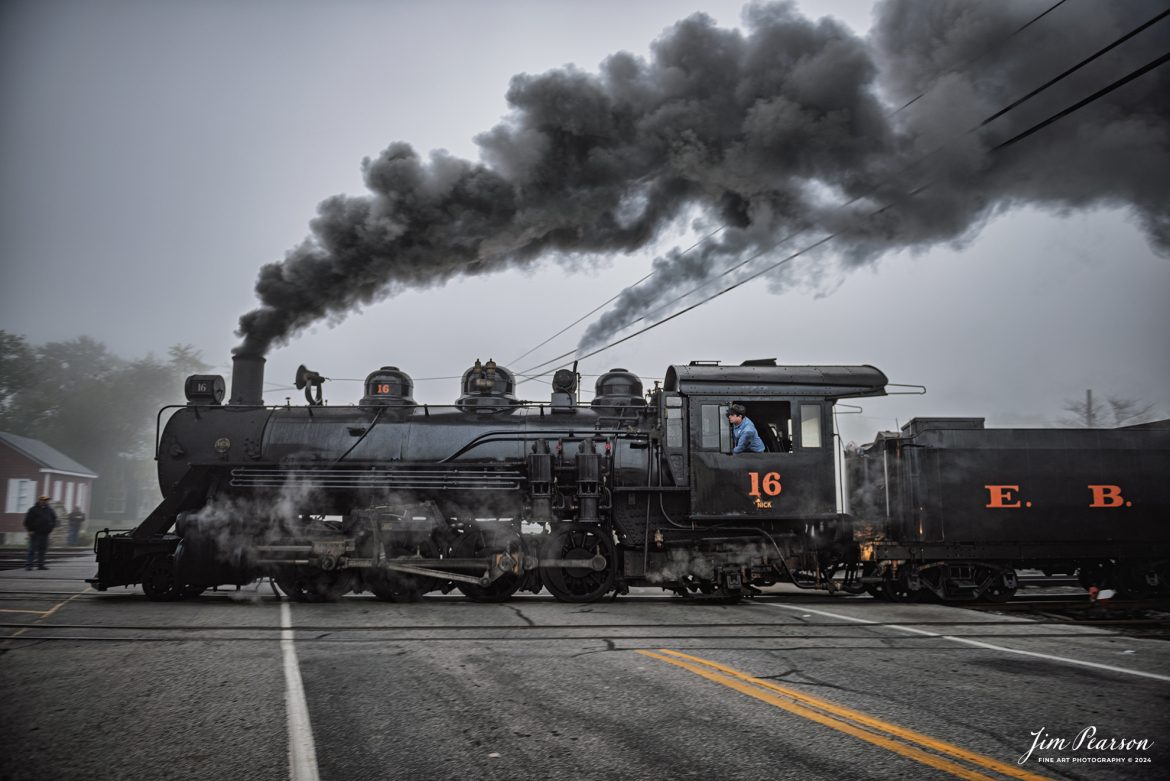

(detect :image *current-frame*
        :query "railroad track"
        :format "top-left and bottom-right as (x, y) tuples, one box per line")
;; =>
(962, 594), (1170, 640)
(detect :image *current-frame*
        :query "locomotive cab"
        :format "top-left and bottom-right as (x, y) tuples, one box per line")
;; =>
(662, 362), (888, 523)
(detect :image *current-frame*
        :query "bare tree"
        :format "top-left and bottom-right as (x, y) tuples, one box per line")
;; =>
(1106, 396), (1158, 427)
(1061, 389), (1158, 428)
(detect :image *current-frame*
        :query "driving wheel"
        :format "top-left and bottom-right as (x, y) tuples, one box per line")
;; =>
(275, 570), (354, 602)
(540, 524), (616, 603)
(366, 540), (441, 602)
(453, 528), (524, 603)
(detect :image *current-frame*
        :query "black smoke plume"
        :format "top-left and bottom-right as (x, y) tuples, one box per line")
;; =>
(235, 0), (1170, 357)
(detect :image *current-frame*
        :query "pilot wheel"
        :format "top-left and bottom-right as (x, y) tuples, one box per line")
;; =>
(540, 524), (616, 603)
(142, 554), (181, 602)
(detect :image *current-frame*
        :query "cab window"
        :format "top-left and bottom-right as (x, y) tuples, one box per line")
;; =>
(727, 401), (793, 453)
(800, 403), (823, 448)
(665, 395), (684, 447)
(700, 404), (732, 451)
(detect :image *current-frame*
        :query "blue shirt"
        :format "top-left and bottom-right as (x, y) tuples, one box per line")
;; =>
(732, 417), (766, 453)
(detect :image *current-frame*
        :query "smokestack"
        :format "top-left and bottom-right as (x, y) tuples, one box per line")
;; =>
(230, 354), (266, 406)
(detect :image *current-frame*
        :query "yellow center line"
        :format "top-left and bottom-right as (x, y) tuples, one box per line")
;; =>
(6, 587), (92, 638)
(657, 649), (1049, 781)
(41, 588), (91, 618)
(638, 649), (1053, 781)
(0, 608), (53, 615)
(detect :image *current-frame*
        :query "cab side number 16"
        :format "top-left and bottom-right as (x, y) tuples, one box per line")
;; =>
(748, 471), (782, 497)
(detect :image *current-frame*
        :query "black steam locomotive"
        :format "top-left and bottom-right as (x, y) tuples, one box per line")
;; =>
(89, 355), (1170, 603)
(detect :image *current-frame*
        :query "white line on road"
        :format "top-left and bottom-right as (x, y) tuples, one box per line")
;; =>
(281, 601), (321, 781)
(763, 602), (1170, 683)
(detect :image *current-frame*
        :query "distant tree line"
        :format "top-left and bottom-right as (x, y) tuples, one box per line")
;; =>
(0, 331), (209, 514)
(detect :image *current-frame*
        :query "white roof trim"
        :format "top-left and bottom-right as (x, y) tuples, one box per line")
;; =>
(38, 468), (98, 479)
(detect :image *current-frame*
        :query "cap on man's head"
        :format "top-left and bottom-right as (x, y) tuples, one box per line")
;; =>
(727, 403), (747, 417)
(38, 495), (51, 501)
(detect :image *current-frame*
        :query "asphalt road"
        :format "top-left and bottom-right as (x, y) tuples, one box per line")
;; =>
(2, 553), (1167, 781)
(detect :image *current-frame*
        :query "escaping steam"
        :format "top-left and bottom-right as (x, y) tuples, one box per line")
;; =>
(235, 0), (1170, 357)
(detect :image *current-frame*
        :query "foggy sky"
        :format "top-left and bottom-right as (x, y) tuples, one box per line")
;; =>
(1, 0), (1167, 444)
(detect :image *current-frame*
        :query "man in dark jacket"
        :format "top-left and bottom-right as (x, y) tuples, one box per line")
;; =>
(24, 495), (57, 570)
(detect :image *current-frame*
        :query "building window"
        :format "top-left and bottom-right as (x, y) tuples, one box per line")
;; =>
(6, 479), (38, 514)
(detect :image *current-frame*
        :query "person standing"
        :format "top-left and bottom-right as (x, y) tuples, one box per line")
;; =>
(66, 506), (86, 546)
(24, 495), (57, 570)
(726, 404), (766, 454)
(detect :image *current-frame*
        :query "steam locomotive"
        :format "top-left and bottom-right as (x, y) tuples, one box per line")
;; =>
(89, 355), (1170, 603)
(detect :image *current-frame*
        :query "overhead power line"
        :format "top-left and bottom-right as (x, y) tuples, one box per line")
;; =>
(506, 225), (726, 365)
(981, 7), (1170, 127)
(513, 2), (1089, 372)
(520, 44), (1170, 379)
(517, 189), (928, 379)
(515, 4), (1166, 379)
(890, 0), (1071, 115)
(993, 48), (1170, 150)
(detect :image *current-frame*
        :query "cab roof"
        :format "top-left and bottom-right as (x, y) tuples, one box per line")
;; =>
(664, 362), (888, 399)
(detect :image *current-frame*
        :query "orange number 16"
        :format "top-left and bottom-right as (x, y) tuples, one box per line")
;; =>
(748, 471), (782, 497)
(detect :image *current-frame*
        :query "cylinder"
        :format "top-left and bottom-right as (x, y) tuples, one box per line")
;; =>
(229, 353), (266, 405)
(576, 452), (601, 523)
(527, 452), (553, 522)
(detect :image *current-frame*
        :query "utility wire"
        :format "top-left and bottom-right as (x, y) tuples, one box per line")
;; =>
(981, 7), (1170, 127)
(514, 3), (1161, 379)
(993, 48), (1170, 150)
(526, 233), (842, 375)
(510, 1), (1081, 371)
(521, 45), (1170, 379)
(506, 225), (726, 365)
(512, 2), (1079, 370)
(889, 0), (1071, 115)
(517, 1), (1090, 371)
(518, 191), (924, 380)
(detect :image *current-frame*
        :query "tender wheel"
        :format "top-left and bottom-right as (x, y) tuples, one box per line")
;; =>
(453, 529), (523, 603)
(837, 563), (869, 596)
(881, 572), (919, 603)
(275, 570), (353, 603)
(142, 555), (182, 602)
(540, 524), (616, 603)
(366, 540), (440, 603)
(981, 584), (1017, 603)
(980, 574), (1017, 603)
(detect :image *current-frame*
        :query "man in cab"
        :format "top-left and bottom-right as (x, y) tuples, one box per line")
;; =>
(726, 404), (765, 454)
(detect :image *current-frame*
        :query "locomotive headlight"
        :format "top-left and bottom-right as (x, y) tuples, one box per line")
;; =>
(185, 374), (226, 405)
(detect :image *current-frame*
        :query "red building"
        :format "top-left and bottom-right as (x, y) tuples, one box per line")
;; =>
(1, 431), (98, 542)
